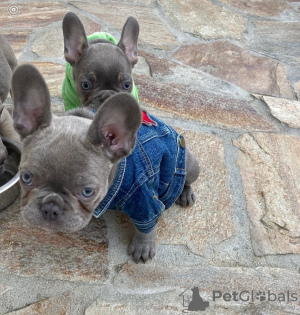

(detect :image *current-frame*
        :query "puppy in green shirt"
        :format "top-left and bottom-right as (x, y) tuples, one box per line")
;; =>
(62, 12), (139, 111)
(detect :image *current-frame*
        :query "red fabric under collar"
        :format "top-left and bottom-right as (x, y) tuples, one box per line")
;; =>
(142, 111), (157, 126)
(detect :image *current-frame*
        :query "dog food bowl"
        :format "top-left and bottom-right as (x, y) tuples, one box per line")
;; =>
(0, 137), (21, 210)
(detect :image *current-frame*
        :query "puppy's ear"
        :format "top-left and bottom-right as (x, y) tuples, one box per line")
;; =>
(118, 16), (139, 68)
(63, 12), (88, 66)
(11, 64), (52, 139)
(87, 93), (142, 163)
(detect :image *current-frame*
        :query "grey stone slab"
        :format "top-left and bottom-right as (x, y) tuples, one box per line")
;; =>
(247, 21), (300, 65)
(158, 0), (247, 40)
(0, 285), (12, 296)
(135, 75), (279, 131)
(0, 30), (32, 59)
(260, 96), (300, 128)
(4, 294), (70, 315)
(0, 198), (109, 283)
(70, 1), (178, 49)
(157, 130), (235, 255)
(85, 288), (296, 314)
(233, 133), (300, 255)
(222, 0), (289, 17)
(31, 14), (101, 59)
(0, 2), (68, 29)
(29, 62), (65, 97)
(113, 264), (300, 313)
(174, 41), (293, 99)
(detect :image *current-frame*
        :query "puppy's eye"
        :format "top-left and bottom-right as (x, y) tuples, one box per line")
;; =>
(81, 81), (91, 90)
(80, 188), (95, 198)
(123, 82), (131, 91)
(21, 173), (32, 186)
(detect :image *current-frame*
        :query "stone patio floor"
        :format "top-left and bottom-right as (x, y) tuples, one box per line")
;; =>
(1, 0), (300, 314)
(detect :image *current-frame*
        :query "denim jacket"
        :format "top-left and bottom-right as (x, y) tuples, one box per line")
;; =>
(93, 112), (186, 233)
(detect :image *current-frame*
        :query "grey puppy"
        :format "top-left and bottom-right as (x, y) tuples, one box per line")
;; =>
(0, 35), (19, 175)
(12, 64), (199, 262)
(13, 63), (199, 262)
(62, 12), (139, 111)
(61, 12), (199, 206)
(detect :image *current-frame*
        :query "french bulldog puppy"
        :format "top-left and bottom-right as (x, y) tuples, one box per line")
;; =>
(62, 12), (139, 111)
(12, 62), (199, 263)
(0, 35), (19, 175)
(61, 12), (199, 207)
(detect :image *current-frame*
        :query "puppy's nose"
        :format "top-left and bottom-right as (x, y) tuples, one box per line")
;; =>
(41, 202), (62, 221)
(41, 193), (64, 221)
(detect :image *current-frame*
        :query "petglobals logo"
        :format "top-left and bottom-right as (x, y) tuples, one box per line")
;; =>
(179, 287), (298, 313)
(180, 287), (210, 313)
(212, 290), (298, 303)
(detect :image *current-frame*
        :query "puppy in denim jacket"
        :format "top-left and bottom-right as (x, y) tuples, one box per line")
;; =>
(11, 13), (199, 263)
(61, 13), (199, 261)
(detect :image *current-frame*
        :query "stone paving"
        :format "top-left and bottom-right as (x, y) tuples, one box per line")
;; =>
(0, 0), (300, 314)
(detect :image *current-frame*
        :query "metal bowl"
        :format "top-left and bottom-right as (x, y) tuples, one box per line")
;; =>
(0, 137), (21, 210)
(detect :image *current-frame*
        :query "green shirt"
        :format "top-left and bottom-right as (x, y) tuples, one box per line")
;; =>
(62, 32), (139, 111)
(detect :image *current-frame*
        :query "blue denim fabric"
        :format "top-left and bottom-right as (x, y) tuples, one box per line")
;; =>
(93, 112), (186, 233)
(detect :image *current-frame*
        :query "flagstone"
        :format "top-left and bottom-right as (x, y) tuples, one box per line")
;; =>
(247, 21), (300, 65)
(260, 96), (300, 128)
(173, 41), (293, 98)
(84, 292), (182, 315)
(6, 294), (70, 315)
(0, 199), (109, 282)
(135, 57), (248, 101)
(157, 130), (234, 254)
(233, 133), (300, 255)
(0, 285), (11, 296)
(114, 130), (235, 255)
(30, 62), (65, 97)
(157, 0), (247, 40)
(275, 63), (294, 99)
(0, 30), (32, 59)
(1, 0), (300, 313)
(221, 0), (289, 17)
(294, 81), (300, 99)
(31, 15), (101, 59)
(132, 56), (151, 77)
(114, 0), (155, 4)
(70, 2), (178, 49)
(135, 75), (279, 131)
(85, 290), (289, 315)
(51, 100), (65, 115)
(0, 2), (68, 29)
(114, 264), (300, 313)
(138, 50), (176, 76)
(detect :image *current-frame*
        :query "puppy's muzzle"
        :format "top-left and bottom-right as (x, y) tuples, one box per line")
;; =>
(41, 193), (64, 221)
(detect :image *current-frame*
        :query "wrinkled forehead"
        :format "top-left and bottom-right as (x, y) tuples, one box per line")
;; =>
(75, 43), (131, 76)
(20, 116), (111, 184)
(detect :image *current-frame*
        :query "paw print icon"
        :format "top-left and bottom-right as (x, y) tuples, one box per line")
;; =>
(256, 291), (266, 301)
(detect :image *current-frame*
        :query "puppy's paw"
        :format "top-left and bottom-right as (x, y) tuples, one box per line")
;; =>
(176, 185), (196, 207)
(94, 90), (117, 104)
(86, 90), (117, 111)
(128, 227), (156, 263)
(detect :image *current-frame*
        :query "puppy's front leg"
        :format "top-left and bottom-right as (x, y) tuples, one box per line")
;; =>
(128, 226), (156, 263)
(176, 146), (199, 207)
